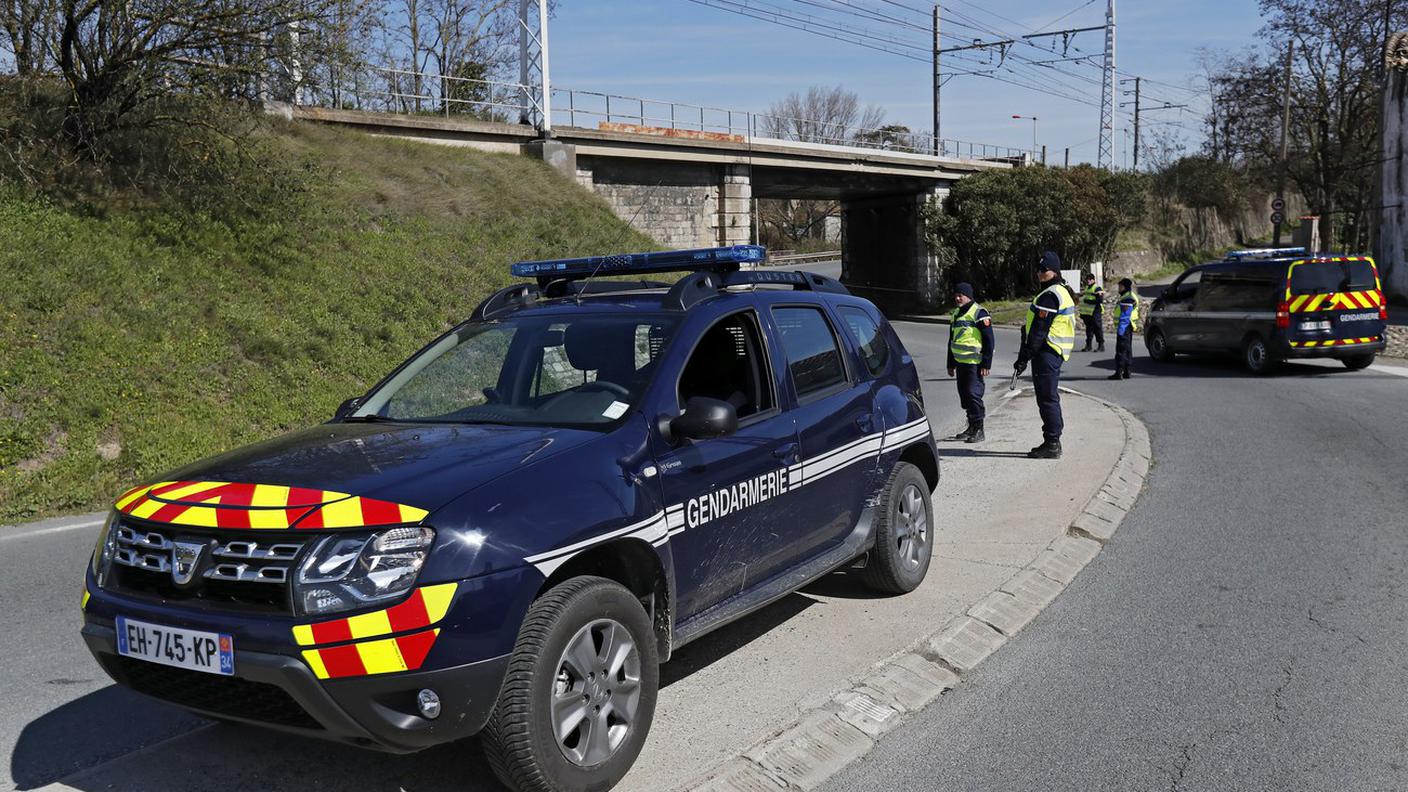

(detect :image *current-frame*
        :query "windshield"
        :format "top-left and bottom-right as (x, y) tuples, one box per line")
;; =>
(1289, 260), (1378, 294)
(353, 313), (678, 428)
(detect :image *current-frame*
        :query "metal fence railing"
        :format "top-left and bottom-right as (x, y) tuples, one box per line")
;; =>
(550, 87), (1034, 161)
(297, 66), (540, 123)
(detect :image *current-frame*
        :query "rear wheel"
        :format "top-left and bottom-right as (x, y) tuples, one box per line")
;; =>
(1342, 354), (1375, 370)
(1146, 328), (1174, 362)
(1243, 334), (1276, 375)
(481, 576), (658, 792)
(862, 462), (933, 594)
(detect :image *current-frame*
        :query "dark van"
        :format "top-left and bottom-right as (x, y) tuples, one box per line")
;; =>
(1145, 251), (1389, 374)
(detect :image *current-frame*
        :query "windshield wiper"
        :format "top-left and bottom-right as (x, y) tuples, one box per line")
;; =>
(342, 414), (393, 422)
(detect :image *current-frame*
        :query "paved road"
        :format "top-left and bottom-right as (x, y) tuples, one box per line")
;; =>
(824, 341), (1408, 790)
(0, 319), (994, 791)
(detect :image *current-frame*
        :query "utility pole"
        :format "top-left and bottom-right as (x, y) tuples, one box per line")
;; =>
(1097, 0), (1116, 169)
(1274, 38), (1295, 246)
(1130, 77), (1140, 169)
(932, 3), (941, 154)
(1121, 76), (1185, 171)
(518, 0), (552, 132)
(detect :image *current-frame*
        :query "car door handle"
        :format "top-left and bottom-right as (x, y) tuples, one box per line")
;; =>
(855, 414), (875, 433)
(773, 442), (799, 463)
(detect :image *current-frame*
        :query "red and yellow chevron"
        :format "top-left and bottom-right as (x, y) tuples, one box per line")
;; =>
(292, 583), (457, 646)
(301, 628), (441, 679)
(1286, 290), (1383, 313)
(1290, 337), (1380, 348)
(113, 480), (428, 530)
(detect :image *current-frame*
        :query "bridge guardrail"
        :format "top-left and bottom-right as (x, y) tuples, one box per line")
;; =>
(767, 251), (842, 266)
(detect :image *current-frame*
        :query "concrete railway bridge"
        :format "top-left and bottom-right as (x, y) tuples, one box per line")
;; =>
(292, 105), (1024, 313)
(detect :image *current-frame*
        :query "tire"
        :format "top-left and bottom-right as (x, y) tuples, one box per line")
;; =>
(1342, 354), (1375, 370)
(1242, 334), (1276, 375)
(1146, 328), (1174, 362)
(481, 576), (659, 792)
(862, 462), (934, 594)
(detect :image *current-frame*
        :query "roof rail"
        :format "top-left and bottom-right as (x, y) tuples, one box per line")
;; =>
(471, 283), (539, 321)
(664, 268), (850, 311)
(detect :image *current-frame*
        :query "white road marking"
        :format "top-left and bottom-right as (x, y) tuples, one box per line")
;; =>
(0, 514), (105, 542)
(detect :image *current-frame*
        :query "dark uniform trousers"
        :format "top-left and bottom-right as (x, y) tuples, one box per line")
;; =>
(955, 363), (985, 422)
(1082, 314), (1104, 348)
(1031, 348), (1064, 442)
(1115, 328), (1134, 370)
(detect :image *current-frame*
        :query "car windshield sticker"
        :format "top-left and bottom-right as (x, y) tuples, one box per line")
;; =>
(602, 401), (629, 419)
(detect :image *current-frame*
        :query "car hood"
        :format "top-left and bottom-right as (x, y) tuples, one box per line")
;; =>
(117, 422), (599, 530)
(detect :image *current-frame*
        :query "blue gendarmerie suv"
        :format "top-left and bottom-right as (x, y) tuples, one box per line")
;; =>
(81, 245), (939, 792)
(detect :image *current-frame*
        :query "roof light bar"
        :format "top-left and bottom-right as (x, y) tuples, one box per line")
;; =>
(1225, 247), (1307, 260)
(511, 245), (766, 279)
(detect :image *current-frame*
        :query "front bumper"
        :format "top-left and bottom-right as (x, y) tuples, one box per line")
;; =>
(82, 622), (508, 753)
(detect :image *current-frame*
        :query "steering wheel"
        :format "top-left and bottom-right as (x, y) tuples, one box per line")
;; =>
(575, 381), (630, 398)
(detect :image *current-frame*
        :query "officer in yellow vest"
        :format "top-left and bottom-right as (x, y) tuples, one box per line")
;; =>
(1013, 251), (1077, 459)
(1108, 277), (1141, 380)
(945, 282), (995, 443)
(1078, 272), (1105, 352)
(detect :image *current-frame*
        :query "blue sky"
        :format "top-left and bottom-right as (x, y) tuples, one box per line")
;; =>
(549, 0), (1267, 165)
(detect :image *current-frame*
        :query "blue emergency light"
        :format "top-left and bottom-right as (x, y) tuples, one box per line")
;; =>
(1225, 247), (1306, 260)
(511, 245), (767, 279)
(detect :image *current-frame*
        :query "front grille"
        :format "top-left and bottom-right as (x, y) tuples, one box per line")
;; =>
(110, 519), (311, 613)
(104, 655), (323, 730)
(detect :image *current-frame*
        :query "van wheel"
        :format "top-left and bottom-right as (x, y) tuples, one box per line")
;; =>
(1342, 354), (1375, 370)
(1243, 335), (1276, 375)
(481, 576), (658, 792)
(862, 462), (933, 594)
(1146, 328), (1173, 362)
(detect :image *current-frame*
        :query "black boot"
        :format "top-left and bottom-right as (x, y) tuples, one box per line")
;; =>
(1121, 368), (1131, 379)
(1097, 343), (1106, 353)
(1028, 439), (1063, 459)
(948, 422), (975, 442)
(964, 421), (985, 443)
(1081, 343), (1092, 352)
(1107, 370), (1122, 380)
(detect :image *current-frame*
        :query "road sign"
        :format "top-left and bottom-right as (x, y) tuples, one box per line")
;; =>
(1270, 211), (1285, 225)
(1271, 197), (1286, 213)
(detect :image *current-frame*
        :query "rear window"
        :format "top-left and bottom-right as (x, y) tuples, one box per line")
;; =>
(1289, 260), (1378, 294)
(772, 306), (848, 397)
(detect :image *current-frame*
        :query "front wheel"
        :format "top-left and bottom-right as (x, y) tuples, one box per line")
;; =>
(1342, 354), (1375, 371)
(1145, 328), (1174, 362)
(481, 576), (659, 792)
(1243, 334), (1277, 375)
(862, 462), (934, 594)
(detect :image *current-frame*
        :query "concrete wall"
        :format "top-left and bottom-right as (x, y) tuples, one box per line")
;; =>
(576, 158), (751, 249)
(1380, 32), (1408, 301)
(841, 188), (947, 314)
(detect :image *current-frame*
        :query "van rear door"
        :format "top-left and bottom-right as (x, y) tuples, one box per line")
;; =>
(1282, 257), (1387, 351)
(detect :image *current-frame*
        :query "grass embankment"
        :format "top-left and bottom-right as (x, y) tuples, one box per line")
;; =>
(0, 123), (655, 523)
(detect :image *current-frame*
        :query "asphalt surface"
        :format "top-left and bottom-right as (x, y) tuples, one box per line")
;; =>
(823, 341), (1408, 791)
(4, 311), (1407, 791)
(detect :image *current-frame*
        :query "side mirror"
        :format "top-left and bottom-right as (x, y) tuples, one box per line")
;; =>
(663, 397), (738, 443)
(334, 396), (364, 420)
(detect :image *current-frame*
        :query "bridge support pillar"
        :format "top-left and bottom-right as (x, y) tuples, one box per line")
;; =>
(840, 188), (947, 315)
(573, 158), (753, 249)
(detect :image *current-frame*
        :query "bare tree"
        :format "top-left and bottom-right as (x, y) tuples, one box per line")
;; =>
(1, 0), (56, 74)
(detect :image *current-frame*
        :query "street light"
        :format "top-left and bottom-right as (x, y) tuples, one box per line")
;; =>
(1011, 114), (1038, 155)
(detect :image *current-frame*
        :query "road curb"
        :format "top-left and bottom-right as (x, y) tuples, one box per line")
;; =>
(677, 389), (1151, 792)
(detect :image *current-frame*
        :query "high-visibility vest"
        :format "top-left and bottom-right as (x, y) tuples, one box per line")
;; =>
(1120, 293), (1141, 333)
(1079, 283), (1103, 317)
(949, 302), (985, 365)
(1025, 283), (1077, 360)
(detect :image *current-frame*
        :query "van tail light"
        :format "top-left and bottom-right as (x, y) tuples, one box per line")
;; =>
(1276, 302), (1291, 329)
(1380, 303), (1389, 321)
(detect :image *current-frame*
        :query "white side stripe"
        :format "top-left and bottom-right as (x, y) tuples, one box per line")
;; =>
(525, 415), (933, 575)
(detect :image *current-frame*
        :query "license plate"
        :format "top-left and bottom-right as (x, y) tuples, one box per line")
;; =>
(1300, 320), (1331, 331)
(116, 616), (234, 676)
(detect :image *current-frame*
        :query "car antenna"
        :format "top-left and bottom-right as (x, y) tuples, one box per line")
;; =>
(576, 178), (666, 305)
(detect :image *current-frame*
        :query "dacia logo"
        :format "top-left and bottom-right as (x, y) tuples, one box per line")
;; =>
(171, 540), (212, 588)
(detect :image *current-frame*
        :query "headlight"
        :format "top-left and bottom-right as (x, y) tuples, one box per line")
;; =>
(293, 526), (435, 616)
(91, 511), (120, 588)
